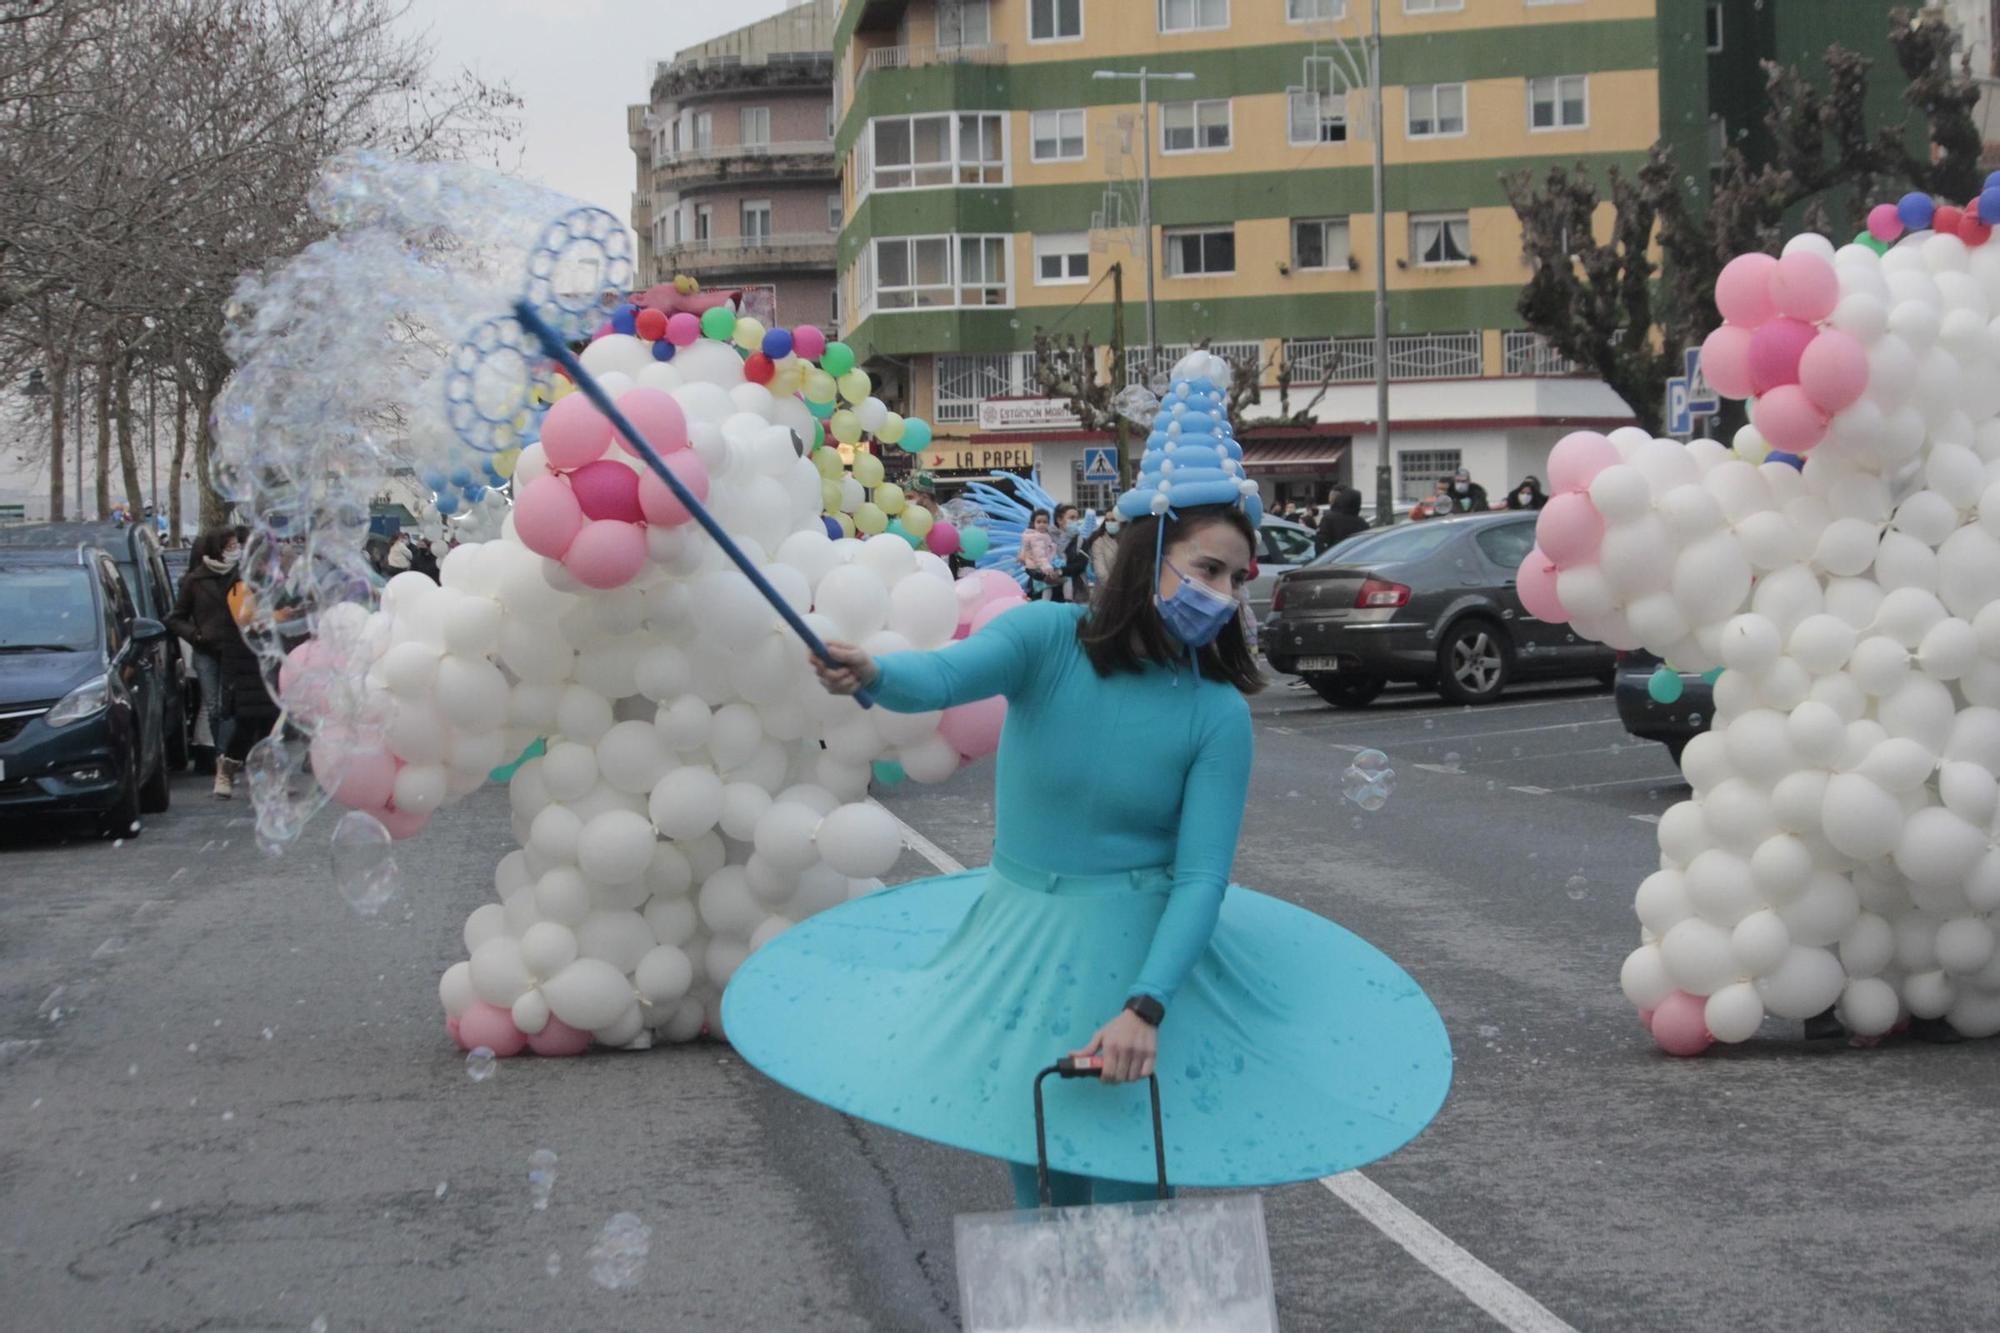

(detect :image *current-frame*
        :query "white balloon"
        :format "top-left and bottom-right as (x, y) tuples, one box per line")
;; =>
(469, 937), (534, 1007)
(649, 765), (724, 841)
(1755, 947), (1847, 1020)
(1704, 982), (1765, 1043)
(521, 921), (580, 978)
(635, 945), (695, 1005)
(541, 957), (635, 1031)
(815, 802), (903, 878)
(577, 809), (656, 885)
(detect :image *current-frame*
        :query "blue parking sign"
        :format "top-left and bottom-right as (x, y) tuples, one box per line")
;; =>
(1082, 446), (1119, 482)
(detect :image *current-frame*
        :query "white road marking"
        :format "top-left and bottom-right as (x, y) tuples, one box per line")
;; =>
(1629, 814), (1663, 825)
(885, 803), (1575, 1332)
(1509, 786), (1551, 795)
(1386, 718), (1623, 746)
(1411, 763), (1465, 775)
(1537, 773), (1683, 794)
(1320, 1172), (1580, 1333)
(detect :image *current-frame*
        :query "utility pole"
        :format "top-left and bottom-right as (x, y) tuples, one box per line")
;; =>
(1092, 65), (1196, 387)
(1368, 0), (1391, 527)
(1110, 261), (1133, 489)
(148, 374), (158, 518)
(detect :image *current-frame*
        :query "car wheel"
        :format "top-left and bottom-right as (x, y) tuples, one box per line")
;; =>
(1305, 672), (1385, 709)
(1435, 619), (1510, 705)
(101, 765), (142, 839)
(139, 751), (171, 814)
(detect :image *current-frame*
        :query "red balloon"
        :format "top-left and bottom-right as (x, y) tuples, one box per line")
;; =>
(1937, 204), (1966, 238)
(568, 458), (643, 522)
(635, 308), (668, 341)
(1963, 199), (1993, 245)
(744, 352), (775, 384)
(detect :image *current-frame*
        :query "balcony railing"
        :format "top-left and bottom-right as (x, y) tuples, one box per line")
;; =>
(1283, 331), (1484, 384)
(1501, 330), (1582, 377)
(1124, 342), (1263, 389)
(661, 232), (837, 262)
(655, 139), (835, 168)
(935, 352), (1042, 424)
(653, 50), (833, 98)
(857, 41), (1007, 89)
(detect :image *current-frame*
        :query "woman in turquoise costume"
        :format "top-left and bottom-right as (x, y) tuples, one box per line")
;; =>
(722, 358), (1451, 1209)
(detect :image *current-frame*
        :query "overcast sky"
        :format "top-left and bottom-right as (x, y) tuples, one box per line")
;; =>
(400, 0), (809, 216)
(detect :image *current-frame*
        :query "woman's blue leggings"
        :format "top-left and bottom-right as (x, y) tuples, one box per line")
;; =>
(1008, 1162), (1172, 1210)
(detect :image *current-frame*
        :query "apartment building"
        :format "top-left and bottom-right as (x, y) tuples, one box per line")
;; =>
(631, 0), (844, 332)
(829, 0), (1905, 512)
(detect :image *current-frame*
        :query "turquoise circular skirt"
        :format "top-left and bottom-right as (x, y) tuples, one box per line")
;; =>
(721, 857), (1453, 1189)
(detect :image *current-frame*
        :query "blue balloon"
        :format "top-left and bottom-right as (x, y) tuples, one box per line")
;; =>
(762, 328), (794, 361)
(420, 470), (447, 493)
(448, 466), (473, 487)
(1980, 188), (2000, 224)
(611, 306), (638, 336)
(433, 493), (459, 515)
(821, 515), (843, 539)
(1898, 191), (1935, 231)
(463, 484), (486, 502)
(651, 338), (676, 362)
(1765, 451), (1805, 470)
(1986, 170), (2000, 192)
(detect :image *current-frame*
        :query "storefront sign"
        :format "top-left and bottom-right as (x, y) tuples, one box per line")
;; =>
(976, 399), (1080, 431)
(921, 444), (1037, 473)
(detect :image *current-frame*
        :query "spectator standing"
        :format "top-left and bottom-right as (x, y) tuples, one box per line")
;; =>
(1314, 486), (1368, 554)
(167, 527), (256, 798)
(410, 537), (441, 581)
(1053, 504), (1088, 603)
(1082, 511), (1123, 603)
(384, 532), (413, 573)
(1443, 468), (1489, 514)
(1018, 510), (1061, 600)
(1507, 476), (1549, 510)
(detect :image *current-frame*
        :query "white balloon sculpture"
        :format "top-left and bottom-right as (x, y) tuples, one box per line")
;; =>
(1518, 212), (2000, 1053)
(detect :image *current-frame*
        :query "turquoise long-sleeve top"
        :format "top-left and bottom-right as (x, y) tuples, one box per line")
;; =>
(870, 600), (1253, 1006)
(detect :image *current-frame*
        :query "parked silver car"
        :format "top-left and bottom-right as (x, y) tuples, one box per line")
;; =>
(1245, 516), (1316, 620)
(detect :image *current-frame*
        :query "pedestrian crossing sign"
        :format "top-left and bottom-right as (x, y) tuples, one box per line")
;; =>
(1082, 446), (1119, 482)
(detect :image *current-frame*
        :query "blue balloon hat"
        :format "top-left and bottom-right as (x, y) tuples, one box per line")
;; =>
(1113, 351), (1263, 527)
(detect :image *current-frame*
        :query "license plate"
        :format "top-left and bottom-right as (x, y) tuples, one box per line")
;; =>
(1297, 657), (1341, 671)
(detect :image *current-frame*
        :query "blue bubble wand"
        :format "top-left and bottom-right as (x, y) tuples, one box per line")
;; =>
(512, 300), (875, 708)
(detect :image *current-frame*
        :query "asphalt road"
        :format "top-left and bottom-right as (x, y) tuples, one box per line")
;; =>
(4, 676), (1998, 1332)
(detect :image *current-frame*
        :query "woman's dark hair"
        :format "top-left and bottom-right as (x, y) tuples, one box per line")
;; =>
(1077, 506), (1263, 695)
(1055, 503), (1079, 523)
(191, 527), (236, 563)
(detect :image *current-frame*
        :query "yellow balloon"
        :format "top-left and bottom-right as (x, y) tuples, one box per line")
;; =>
(902, 503), (935, 539)
(733, 316), (766, 351)
(830, 409), (863, 444)
(1735, 429), (1771, 466)
(812, 447), (846, 479)
(552, 377), (577, 401)
(772, 362), (804, 395)
(821, 479), (844, 511)
(493, 448), (520, 479)
(875, 483), (905, 515)
(838, 369), (872, 405)
(878, 413), (906, 445)
(853, 502), (888, 536)
(852, 451), (885, 488)
(833, 512), (855, 537)
(804, 369), (837, 404)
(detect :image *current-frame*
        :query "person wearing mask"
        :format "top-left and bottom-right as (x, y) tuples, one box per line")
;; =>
(1053, 504), (1089, 603)
(1410, 477), (1453, 521)
(1018, 509), (1061, 600)
(1314, 486), (1368, 555)
(1507, 476), (1549, 510)
(1443, 468), (1488, 514)
(410, 537), (441, 582)
(1083, 510), (1123, 603)
(906, 472), (943, 521)
(384, 531), (413, 573)
(167, 527), (256, 798)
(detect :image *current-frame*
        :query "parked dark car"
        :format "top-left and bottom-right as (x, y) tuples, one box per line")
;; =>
(0, 522), (190, 771)
(0, 547), (173, 833)
(1264, 511), (1617, 707)
(1614, 650), (1713, 764)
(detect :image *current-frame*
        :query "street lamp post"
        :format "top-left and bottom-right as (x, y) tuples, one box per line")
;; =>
(1091, 66), (1196, 383)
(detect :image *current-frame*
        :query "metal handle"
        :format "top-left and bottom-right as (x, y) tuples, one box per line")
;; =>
(511, 300), (876, 708)
(1031, 1057), (1168, 1208)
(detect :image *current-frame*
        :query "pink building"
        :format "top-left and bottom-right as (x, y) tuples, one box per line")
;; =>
(632, 1), (841, 333)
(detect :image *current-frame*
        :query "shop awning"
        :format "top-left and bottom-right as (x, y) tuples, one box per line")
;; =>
(1239, 440), (1348, 474)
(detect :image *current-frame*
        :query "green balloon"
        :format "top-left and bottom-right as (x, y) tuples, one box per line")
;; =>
(1647, 667), (1685, 704)
(1701, 667), (1724, 686)
(872, 759), (906, 787)
(808, 396), (835, 419)
(900, 417), (933, 454)
(489, 735), (547, 784)
(700, 305), (736, 341)
(821, 341), (856, 376)
(959, 525), (991, 559)
(888, 518), (922, 549)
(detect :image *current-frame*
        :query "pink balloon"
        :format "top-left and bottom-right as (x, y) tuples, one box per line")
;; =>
(446, 1015), (464, 1048)
(375, 803), (433, 841)
(1867, 203), (1904, 243)
(1746, 317), (1816, 395)
(1699, 324), (1756, 401)
(1648, 989), (1713, 1057)
(540, 393), (615, 471)
(277, 640), (321, 698)
(968, 597), (1029, 635)
(1797, 329), (1870, 413)
(458, 1001), (528, 1057)
(1715, 252), (1779, 327)
(1545, 431), (1620, 495)
(792, 324), (828, 361)
(1515, 547), (1567, 623)
(513, 474), (585, 559)
(925, 522), (961, 557)
(954, 573), (986, 623)
(1636, 1008), (1656, 1033)
(636, 452), (712, 527)
(314, 739), (397, 811)
(569, 459), (644, 522)
(525, 1017), (592, 1057)
(593, 323), (614, 340)
(666, 312), (701, 347)
(939, 695), (1007, 759)
(1534, 492), (1605, 568)
(562, 519), (649, 590)
(1754, 383), (1830, 452)
(1769, 252), (1838, 322)
(977, 568), (1026, 606)
(616, 386), (688, 457)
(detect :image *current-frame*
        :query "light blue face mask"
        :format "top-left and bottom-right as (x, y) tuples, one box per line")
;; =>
(1157, 559), (1237, 648)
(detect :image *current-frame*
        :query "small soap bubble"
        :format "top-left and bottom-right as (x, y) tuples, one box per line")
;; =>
(528, 1148), (559, 1210)
(465, 1047), (496, 1081)
(1565, 875), (1589, 901)
(1341, 749), (1396, 811)
(310, 1317), (328, 1333)
(587, 1212), (652, 1290)
(545, 1251), (562, 1278)
(332, 810), (402, 916)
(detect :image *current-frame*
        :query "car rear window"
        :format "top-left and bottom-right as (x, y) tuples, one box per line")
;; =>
(0, 568), (99, 652)
(1310, 521), (1463, 567)
(1261, 524), (1314, 565)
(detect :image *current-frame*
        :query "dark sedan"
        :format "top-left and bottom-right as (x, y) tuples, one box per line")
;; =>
(1614, 650), (1713, 764)
(1264, 511), (1616, 707)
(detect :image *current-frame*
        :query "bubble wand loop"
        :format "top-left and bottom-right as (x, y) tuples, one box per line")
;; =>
(512, 300), (876, 708)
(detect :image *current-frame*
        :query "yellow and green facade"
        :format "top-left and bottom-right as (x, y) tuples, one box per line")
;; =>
(829, 0), (1911, 510)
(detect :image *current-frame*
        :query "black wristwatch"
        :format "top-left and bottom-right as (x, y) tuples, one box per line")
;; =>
(1124, 994), (1165, 1027)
